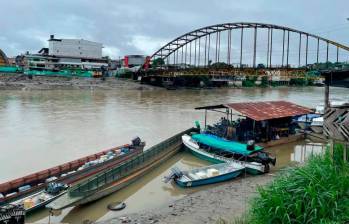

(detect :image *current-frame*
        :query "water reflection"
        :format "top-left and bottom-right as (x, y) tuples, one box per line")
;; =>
(291, 143), (325, 163)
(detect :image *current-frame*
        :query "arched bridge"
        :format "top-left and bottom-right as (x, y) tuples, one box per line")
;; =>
(140, 22), (349, 80)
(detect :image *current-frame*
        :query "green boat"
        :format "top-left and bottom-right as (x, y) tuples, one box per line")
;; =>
(182, 134), (275, 174)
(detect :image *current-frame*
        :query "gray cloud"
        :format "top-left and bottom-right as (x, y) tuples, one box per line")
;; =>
(1, 0), (349, 58)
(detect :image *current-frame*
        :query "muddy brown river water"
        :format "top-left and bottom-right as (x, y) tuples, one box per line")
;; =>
(0, 86), (347, 223)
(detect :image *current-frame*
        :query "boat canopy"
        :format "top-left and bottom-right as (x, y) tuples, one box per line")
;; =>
(192, 134), (263, 155)
(195, 101), (312, 121)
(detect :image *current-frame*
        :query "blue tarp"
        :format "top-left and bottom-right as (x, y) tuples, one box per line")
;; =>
(192, 134), (263, 155)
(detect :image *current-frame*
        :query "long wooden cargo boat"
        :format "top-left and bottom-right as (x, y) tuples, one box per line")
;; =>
(47, 128), (195, 210)
(0, 138), (145, 212)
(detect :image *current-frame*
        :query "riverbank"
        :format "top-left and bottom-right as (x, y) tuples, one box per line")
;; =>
(0, 74), (158, 90)
(0, 74), (321, 91)
(97, 174), (274, 224)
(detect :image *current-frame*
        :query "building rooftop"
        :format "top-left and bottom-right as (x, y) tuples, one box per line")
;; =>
(48, 35), (103, 45)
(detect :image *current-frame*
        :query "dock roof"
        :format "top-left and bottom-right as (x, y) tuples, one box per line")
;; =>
(195, 101), (312, 121)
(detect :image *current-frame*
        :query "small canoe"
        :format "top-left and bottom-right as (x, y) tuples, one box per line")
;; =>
(172, 162), (244, 187)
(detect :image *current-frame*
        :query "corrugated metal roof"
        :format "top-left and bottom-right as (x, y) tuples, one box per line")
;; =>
(224, 101), (312, 121)
(195, 101), (312, 121)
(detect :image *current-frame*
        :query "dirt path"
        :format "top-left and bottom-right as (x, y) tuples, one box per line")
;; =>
(97, 174), (275, 224)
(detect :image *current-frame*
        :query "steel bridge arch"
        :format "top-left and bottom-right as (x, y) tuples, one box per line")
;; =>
(150, 22), (349, 67)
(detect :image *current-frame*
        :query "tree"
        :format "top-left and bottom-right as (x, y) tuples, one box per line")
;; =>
(152, 58), (165, 67)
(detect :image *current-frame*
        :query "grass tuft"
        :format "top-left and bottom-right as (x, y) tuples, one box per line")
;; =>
(247, 144), (349, 224)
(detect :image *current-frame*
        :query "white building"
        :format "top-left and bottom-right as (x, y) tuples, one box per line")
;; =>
(23, 35), (108, 72)
(123, 55), (147, 68)
(48, 35), (103, 59)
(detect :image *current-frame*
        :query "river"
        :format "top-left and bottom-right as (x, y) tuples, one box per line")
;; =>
(0, 86), (347, 223)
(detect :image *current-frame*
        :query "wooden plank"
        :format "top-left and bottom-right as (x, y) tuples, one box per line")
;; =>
(324, 106), (349, 141)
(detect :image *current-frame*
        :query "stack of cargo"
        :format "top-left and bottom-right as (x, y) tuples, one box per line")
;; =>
(23, 199), (34, 210)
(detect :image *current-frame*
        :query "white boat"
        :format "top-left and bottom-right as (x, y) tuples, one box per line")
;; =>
(310, 117), (323, 134)
(294, 114), (321, 130)
(182, 134), (267, 174)
(171, 162), (245, 187)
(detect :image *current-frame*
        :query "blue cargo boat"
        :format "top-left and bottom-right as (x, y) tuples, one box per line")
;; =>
(168, 162), (244, 187)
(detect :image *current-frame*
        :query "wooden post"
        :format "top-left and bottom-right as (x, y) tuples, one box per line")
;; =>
(204, 109), (207, 129)
(253, 120), (256, 140)
(344, 143), (347, 162)
(324, 73), (330, 110)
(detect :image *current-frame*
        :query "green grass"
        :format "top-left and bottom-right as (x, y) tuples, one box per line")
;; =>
(242, 76), (257, 87)
(246, 144), (349, 224)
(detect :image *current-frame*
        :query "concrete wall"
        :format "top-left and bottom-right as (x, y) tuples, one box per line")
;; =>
(49, 39), (102, 58)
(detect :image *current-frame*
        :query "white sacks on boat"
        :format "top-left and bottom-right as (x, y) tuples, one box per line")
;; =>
(207, 168), (219, 177)
(196, 171), (207, 179)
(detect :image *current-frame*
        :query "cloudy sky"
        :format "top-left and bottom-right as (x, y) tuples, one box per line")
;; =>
(1, 0), (349, 59)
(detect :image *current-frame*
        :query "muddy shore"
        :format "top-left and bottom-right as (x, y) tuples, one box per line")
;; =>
(0, 74), (158, 90)
(97, 174), (275, 224)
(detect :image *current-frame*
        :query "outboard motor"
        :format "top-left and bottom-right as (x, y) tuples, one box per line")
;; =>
(131, 136), (141, 147)
(163, 167), (183, 183)
(46, 182), (68, 195)
(131, 136), (146, 151)
(253, 152), (277, 166)
(247, 140), (255, 151)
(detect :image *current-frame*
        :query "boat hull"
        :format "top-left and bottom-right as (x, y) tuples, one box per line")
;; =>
(0, 145), (143, 207)
(297, 121), (310, 130)
(189, 147), (224, 164)
(182, 135), (265, 175)
(175, 170), (242, 187)
(25, 191), (66, 213)
(9, 190), (67, 214)
(310, 125), (323, 134)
